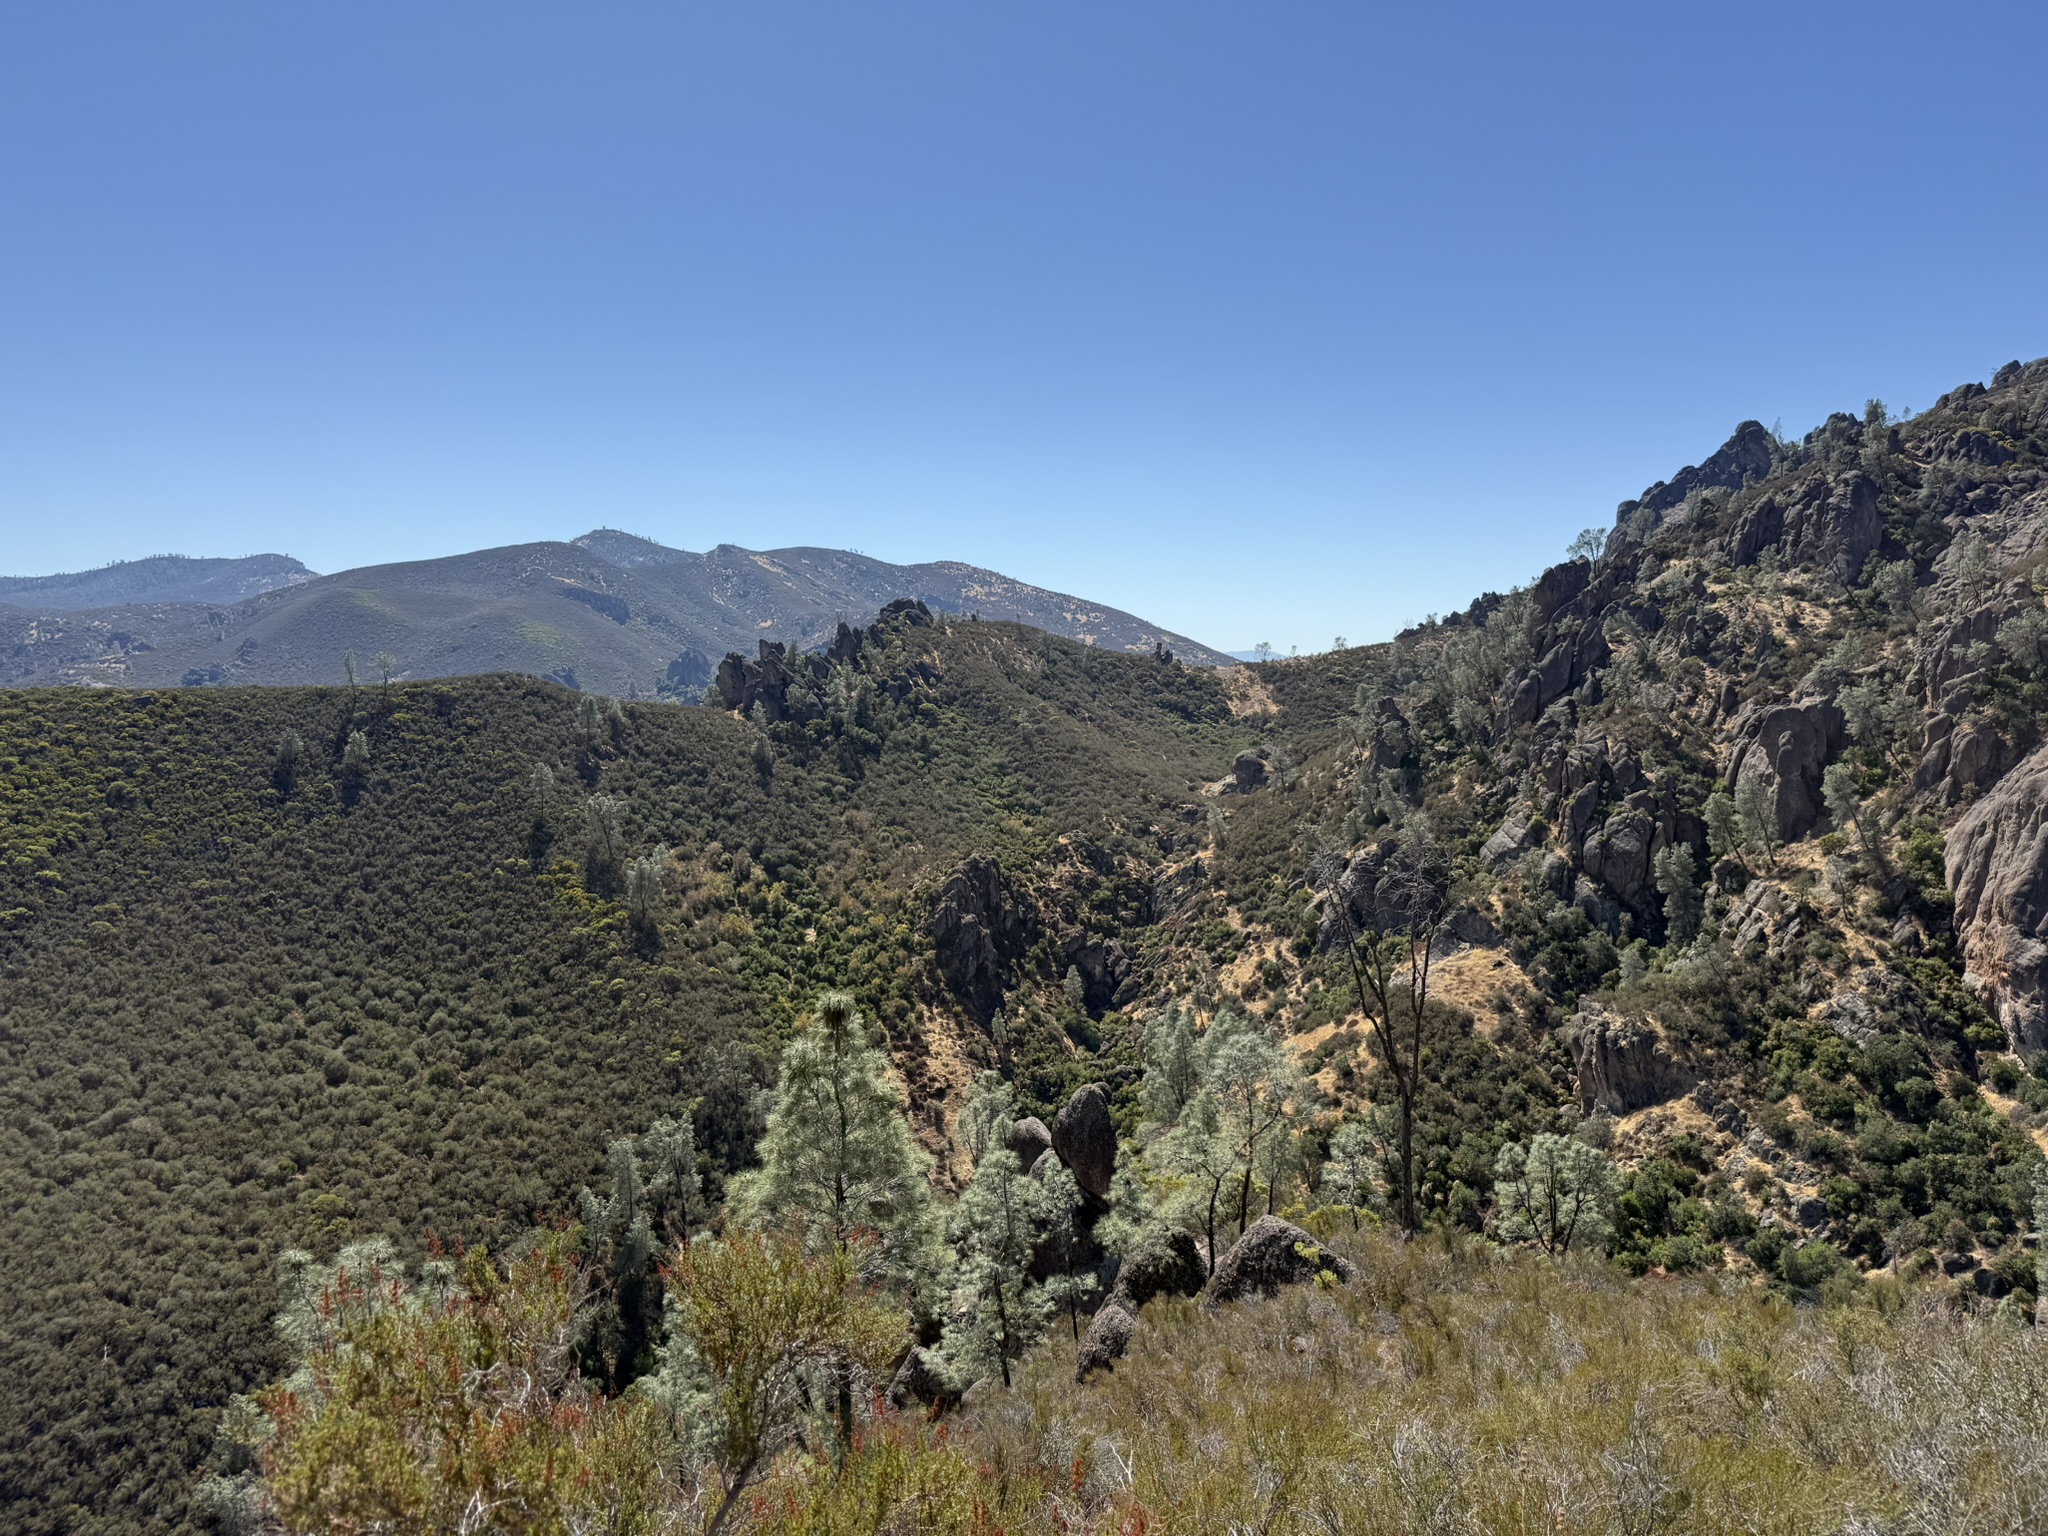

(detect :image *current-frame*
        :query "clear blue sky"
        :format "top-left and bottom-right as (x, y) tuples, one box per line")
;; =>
(3, 4), (2043, 652)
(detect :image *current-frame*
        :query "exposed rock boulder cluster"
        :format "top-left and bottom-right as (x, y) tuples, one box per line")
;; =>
(1077, 1216), (1347, 1380)
(1726, 471), (1881, 582)
(1516, 733), (1707, 936)
(711, 597), (935, 721)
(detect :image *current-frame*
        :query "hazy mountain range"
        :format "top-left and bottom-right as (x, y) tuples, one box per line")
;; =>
(0, 530), (1233, 691)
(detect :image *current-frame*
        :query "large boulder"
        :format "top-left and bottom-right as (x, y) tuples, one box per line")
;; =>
(1075, 1302), (1137, 1382)
(1946, 742), (2048, 1050)
(1107, 1226), (1209, 1313)
(1051, 1083), (1116, 1198)
(1204, 1216), (1353, 1308)
(1565, 1001), (1693, 1113)
(1226, 751), (1268, 794)
(1006, 1116), (1053, 1170)
(1530, 559), (1592, 623)
(1580, 809), (1656, 917)
(1723, 699), (1845, 843)
(1479, 810), (1539, 872)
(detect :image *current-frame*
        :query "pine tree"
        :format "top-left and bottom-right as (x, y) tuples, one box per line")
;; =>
(730, 992), (930, 1284)
(1325, 1117), (1381, 1228)
(1652, 843), (1703, 946)
(1034, 1160), (1098, 1344)
(1492, 1134), (1620, 1256)
(1735, 773), (1779, 866)
(1139, 1006), (1201, 1132)
(1703, 790), (1740, 864)
(941, 1148), (1050, 1388)
(955, 1070), (1016, 1164)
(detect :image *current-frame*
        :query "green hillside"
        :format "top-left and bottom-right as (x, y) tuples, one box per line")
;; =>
(0, 618), (1245, 1534)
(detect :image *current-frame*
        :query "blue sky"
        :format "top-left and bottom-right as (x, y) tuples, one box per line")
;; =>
(2, 4), (2043, 652)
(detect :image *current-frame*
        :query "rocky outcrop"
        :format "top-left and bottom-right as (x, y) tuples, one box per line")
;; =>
(712, 598), (935, 720)
(1501, 622), (1611, 729)
(1580, 809), (1655, 917)
(1946, 742), (2048, 1050)
(1932, 428), (2018, 467)
(1480, 810), (1540, 871)
(1921, 605), (2009, 711)
(1633, 420), (1775, 521)
(1071, 1228), (1209, 1380)
(1530, 559), (1591, 623)
(1056, 931), (1134, 1015)
(1724, 699), (1845, 843)
(1051, 1083), (1116, 1198)
(1565, 1001), (1693, 1113)
(1107, 1227), (1209, 1312)
(1226, 751), (1268, 793)
(1727, 472), (1881, 583)
(928, 856), (1034, 1024)
(1075, 1302), (1137, 1381)
(1006, 1116), (1053, 1170)
(1204, 1216), (1354, 1307)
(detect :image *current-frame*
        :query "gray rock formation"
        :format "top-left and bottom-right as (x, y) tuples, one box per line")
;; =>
(1227, 751), (1268, 793)
(927, 856), (1033, 1024)
(1946, 720), (2004, 794)
(1530, 558), (1592, 623)
(1633, 420), (1775, 521)
(1075, 1302), (1137, 1381)
(1565, 1001), (1694, 1113)
(1580, 809), (1655, 916)
(1203, 1215), (1354, 1308)
(1946, 741), (2048, 1049)
(1006, 1116), (1053, 1170)
(1727, 472), (1881, 582)
(1502, 622), (1612, 729)
(1107, 1227), (1209, 1313)
(1480, 810), (1539, 871)
(1056, 932), (1133, 1015)
(1922, 606), (2008, 711)
(1051, 1083), (1117, 1198)
(713, 598), (937, 720)
(1724, 699), (1845, 843)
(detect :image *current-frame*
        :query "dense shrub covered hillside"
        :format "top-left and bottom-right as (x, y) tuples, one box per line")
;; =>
(0, 616), (1246, 1535)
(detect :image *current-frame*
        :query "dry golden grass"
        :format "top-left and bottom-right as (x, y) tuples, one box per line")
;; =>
(946, 1225), (2048, 1535)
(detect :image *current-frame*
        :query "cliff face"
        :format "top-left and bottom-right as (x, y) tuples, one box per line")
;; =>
(1947, 742), (2048, 1050)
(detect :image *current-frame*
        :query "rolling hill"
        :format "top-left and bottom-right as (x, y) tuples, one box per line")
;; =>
(0, 532), (1233, 693)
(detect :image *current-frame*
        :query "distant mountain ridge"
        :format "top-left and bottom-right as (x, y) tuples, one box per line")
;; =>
(0, 531), (1233, 691)
(0, 552), (314, 611)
